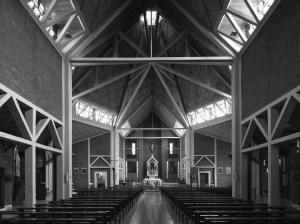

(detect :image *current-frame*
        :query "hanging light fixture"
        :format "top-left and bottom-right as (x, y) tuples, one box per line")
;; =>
(150, 112), (154, 154)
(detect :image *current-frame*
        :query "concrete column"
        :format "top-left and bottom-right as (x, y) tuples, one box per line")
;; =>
(25, 146), (36, 207)
(56, 154), (63, 200)
(114, 128), (120, 186)
(231, 56), (247, 199)
(184, 128), (192, 185)
(110, 130), (115, 187)
(121, 137), (126, 182)
(268, 145), (279, 205)
(62, 58), (72, 198)
(179, 138), (183, 180)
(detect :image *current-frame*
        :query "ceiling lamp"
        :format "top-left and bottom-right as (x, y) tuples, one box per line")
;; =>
(140, 10), (162, 26)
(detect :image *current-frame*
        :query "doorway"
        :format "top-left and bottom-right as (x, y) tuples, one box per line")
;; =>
(199, 171), (211, 187)
(94, 171), (107, 188)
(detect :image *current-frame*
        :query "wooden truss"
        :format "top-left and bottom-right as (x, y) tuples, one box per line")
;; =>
(242, 85), (300, 152)
(0, 83), (63, 153)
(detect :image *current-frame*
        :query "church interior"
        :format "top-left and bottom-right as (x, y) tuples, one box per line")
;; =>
(1, 0), (300, 223)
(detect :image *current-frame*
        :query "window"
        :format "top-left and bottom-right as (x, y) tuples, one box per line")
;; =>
(82, 168), (87, 174)
(27, 0), (45, 19)
(217, 0), (276, 52)
(187, 99), (232, 126)
(74, 168), (79, 174)
(132, 143), (136, 155)
(169, 142), (174, 155)
(74, 100), (116, 126)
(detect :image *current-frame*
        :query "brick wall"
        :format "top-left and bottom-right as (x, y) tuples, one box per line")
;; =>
(0, 0), (62, 119)
(73, 140), (89, 189)
(216, 139), (232, 187)
(242, 0), (300, 119)
(72, 133), (112, 189)
(194, 133), (232, 187)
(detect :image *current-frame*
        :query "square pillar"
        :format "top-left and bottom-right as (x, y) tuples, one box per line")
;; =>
(114, 129), (120, 186)
(184, 128), (192, 185)
(268, 145), (279, 205)
(231, 56), (247, 199)
(110, 130), (115, 187)
(62, 58), (72, 198)
(56, 154), (64, 200)
(25, 146), (36, 207)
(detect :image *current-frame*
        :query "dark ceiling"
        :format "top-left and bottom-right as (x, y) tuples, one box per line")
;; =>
(71, 0), (233, 138)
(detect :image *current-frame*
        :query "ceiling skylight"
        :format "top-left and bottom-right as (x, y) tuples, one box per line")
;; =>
(217, 0), (275, 52)
(24, 0), (87, 53)
(74, 100), (115, 126)
(140, 10), (162, 26)
(187, 99), (232, 126)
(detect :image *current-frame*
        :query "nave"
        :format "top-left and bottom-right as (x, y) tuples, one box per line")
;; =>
(124, 191), (177, 224)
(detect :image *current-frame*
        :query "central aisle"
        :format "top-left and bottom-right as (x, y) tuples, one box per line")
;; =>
(124, 191), (178, 224)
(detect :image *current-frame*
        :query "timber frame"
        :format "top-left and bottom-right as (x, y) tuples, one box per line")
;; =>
(241, 85), (300, 152)
(0, 83), (63, 153)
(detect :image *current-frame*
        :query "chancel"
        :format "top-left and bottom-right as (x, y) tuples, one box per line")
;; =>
(1, 0), (300, 223)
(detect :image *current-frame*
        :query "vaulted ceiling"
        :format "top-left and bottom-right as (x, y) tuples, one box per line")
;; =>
(71, 0), (234, 135)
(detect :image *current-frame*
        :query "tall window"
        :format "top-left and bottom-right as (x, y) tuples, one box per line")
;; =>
(132, 143), (136, 155)
(169, 142), (174, 155)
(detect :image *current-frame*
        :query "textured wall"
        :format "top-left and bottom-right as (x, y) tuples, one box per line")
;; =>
(0, 0), (62, 119)
(194, 133), (232, 187)
(0, 147), (13, 206)
(73, 141), (89, 189)
(242, 0), (300, 118)
(90, 133), (110, 155)
(194, 133), (214, 155)
(216, 139), (232, 187)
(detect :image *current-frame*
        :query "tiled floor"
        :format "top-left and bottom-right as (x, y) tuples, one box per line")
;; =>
(123, 191), (179, 224)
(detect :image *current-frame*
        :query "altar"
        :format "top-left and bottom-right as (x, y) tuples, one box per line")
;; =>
(143, 154), (161, 188)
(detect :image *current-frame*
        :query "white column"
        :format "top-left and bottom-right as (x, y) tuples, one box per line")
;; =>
(87, 138), (91, 188)
(25, 146), (36, 207)
(62, 58), (72, 198)
(110, 130), (115, 187)
(56, 154), (64, 200)
(268, 145), (279, 205)
(231, 56), (247, 199)
(214, 138), (218, 187)
(114, 128), (120, 186)
(184, 128), (192, 185)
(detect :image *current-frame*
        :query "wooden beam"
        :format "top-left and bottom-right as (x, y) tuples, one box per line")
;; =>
(120, 127), (185, 130)
(72, 67), (94, 91)
(156, 32), (185, 57)
(40, 0), (59, 23)
(171, 0), (235, 56)
(226, 13), (247, 43)
(72, 64), (147, 100)
(157, 64), (232, 99)
(116, 65), (151, 126)
(56, 14), (77, 43)
(72, 115), (113, 131)
(69, 0), (133, 57)
(153, 65), (189, 127)
(118, 96), (152, 128)
(124, 136), (180, 139)
(71, 56), (234, 66)
(227, 7), (257, 25)
(118, 32), (148, 57)
(158, 67), (189, 124)
(192, 114), (232, 131)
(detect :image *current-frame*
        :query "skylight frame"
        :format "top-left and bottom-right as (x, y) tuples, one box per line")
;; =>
(74, 99), (116, 126)
(22, 0), (88, 55)
(217, 0), (278, 53)
(187, 99), (232, 126)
